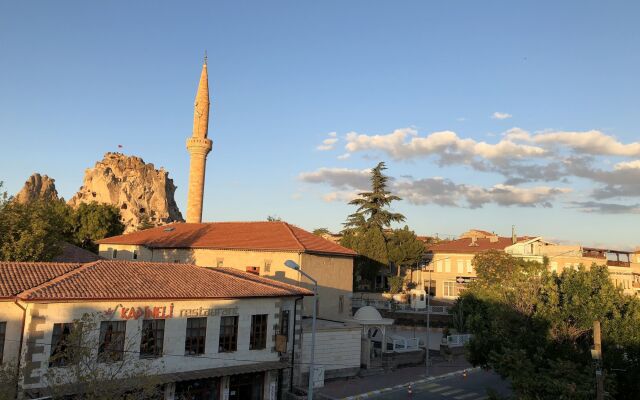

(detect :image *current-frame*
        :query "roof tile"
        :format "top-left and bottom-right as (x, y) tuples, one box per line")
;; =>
(97, 221), (357, 256)
(14, 260), (312, 301)
(0, 262), (82, 298)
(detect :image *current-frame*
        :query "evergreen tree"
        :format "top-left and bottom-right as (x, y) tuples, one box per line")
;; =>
(339, 162), (406, 288)
(347, 162), (405, 230)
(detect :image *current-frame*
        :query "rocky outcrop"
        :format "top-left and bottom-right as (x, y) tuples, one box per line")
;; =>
(68, 153), (184, 232)
(15, 173), (59, 203)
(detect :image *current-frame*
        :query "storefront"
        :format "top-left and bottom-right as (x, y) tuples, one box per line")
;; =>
(229, 372), (264, 400)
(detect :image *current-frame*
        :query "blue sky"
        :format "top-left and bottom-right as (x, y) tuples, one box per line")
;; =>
(1, 1), (639, 249)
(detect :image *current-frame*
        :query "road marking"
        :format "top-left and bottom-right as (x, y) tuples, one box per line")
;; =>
(454, 393), (479, 399)
(441, 388), (465, 395)
(429, 386), (452, 393)
(417, 382), (440, 389)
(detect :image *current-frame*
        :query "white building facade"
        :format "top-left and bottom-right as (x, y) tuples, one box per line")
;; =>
(0, 260), (311, 400)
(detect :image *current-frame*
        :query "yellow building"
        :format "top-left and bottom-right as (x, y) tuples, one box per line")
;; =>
(417, 230), (640, 300)
(98, 221), (356, 320)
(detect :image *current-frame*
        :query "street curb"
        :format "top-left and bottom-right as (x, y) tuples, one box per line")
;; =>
(341, 367), (480, 400)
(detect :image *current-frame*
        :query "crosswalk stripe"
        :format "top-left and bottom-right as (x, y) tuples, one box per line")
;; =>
(429, 386), (452, 393)
(454, 393), (478, 399)
(441, 389), (465, 395)
(417, 382), (440, 389)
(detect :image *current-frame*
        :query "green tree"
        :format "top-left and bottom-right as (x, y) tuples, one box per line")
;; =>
(266, 215), (282, 222)
(68, 202), (125, 252)
(0, 199), (67, 261)
(312, 228), (331, 236)
(347, 162), (405, 230)
(136, 214), (155, 231)
(339, 162), (406, 289)
(454, 250), (640, 399)
(387, 226), (424, 277)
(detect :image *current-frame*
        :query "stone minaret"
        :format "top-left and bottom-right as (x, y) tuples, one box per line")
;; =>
(186, 56), (212, 223)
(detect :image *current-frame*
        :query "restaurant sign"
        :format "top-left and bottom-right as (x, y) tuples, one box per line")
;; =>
(104, 304), (239, 320)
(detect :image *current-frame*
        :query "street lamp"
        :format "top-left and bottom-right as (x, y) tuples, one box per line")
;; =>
(285, 260), (318, 400)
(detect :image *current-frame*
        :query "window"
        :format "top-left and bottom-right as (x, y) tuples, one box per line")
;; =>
(185, 318), (207, 356)
(98, 321), (126, 362)
(219, 316), (238, 353)
(436, 260), (443, 273)
(250, 314), (268, 350)
(132, 249), (138, 260)
(216, 258), (224, 268)
(0, 322), (6, 364)
(264, 259), (272, 273)
(445, 259), (451, 273)
(140, 319), (164, 358)
(339, 295), (344, 314)
(457, 260), (463, 273)
(280, 310), (290, 339)
(443, 281), (456, 297)
(50, 323), (75, 367)
(112, 249), (118, 259)
(466, 260), (473, 274)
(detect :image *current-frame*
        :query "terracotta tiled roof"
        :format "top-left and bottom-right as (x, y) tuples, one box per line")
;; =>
(0, 262), (82, 299)
(97, 221), (357, 256)
(52, 242), (102, 263)
(427, 237), (525, 254)
(16, 260), (313, 301)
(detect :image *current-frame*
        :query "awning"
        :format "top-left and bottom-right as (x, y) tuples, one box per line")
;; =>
(156, 361), (289, 384)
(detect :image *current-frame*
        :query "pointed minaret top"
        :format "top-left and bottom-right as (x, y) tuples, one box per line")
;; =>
(192, 58), (210, 139)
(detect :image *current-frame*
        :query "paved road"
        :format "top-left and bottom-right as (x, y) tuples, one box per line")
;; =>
(367, 370), (510, 400)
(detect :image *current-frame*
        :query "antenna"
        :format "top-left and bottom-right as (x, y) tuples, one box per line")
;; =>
(204, 50), (208, 66)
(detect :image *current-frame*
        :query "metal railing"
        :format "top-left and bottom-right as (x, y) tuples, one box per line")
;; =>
(352, 298), (450, 315)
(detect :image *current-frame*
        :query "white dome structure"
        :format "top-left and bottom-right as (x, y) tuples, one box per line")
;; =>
(353, 306), (394, 325)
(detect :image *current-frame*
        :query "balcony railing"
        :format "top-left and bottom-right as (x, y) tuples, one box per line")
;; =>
(607, 261), (631, 267)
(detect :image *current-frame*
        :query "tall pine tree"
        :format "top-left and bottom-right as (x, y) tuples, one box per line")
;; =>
(340, 162), (406, 288)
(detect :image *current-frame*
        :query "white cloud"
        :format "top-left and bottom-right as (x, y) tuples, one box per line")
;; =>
(614, 160), (640, 170)
(343, 128), (546, 162)
(337, 153), (351, 160)
(492, 112), (512, 120)
(322, 190), (360, 203)
(316, 132), (339, 151)
(533, 130), (640, 157)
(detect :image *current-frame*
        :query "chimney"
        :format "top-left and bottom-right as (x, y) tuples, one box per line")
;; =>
(469, 236), (478, 247)
(511, 225), (517, 245)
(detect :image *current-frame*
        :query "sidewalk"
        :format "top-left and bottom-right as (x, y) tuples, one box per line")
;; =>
(316, 355), (473, 399)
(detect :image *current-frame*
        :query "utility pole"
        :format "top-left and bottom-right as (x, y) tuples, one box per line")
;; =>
(592, 320), (604, 400)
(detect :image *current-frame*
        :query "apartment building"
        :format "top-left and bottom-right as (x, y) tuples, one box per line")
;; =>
(416, 229), (640, 300)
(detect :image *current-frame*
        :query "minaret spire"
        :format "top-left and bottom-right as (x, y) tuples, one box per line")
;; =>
(186, 57), (213, 223)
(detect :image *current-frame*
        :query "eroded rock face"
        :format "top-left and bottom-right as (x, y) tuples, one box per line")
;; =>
(15, 173), (59, 203)
(68, 152), (184, 232)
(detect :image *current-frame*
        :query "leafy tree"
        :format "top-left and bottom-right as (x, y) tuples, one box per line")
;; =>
(68, 202), (125, 252)
(45, 313), (162, 399)
(0, 187), (124, 260)
(387, 226), (424, 276)
(312, 228), (331, 236)
(136, 214), (155, 231)
(0, 199), (67, 261)
(266, 215), (282, 222)
(454, 250), (640, 399)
